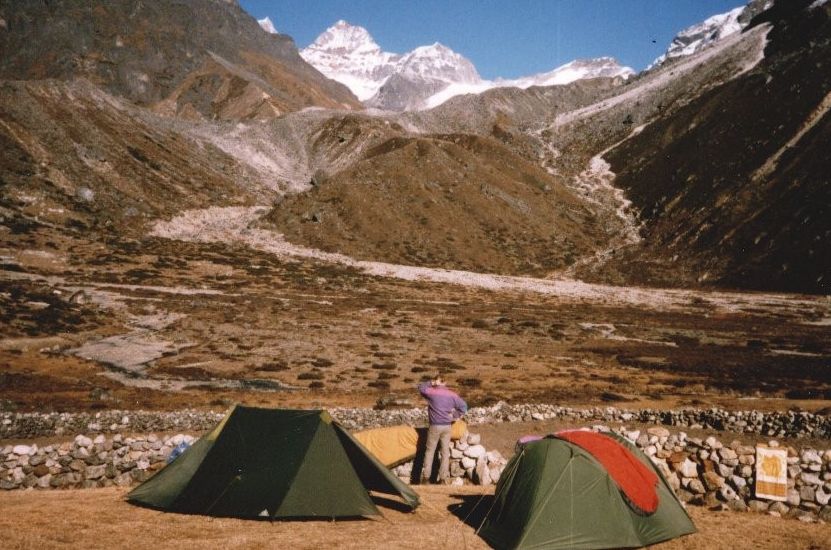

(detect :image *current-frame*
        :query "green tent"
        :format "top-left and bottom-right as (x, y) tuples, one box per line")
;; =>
(478, 433), (696, 549)
(127, 406), (419, 519)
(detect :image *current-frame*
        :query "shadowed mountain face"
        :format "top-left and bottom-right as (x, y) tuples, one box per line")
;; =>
(597, 1), (831, 294)
(0, 0), (360, 119)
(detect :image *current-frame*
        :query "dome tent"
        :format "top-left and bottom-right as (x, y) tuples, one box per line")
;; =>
(127, 406), (419, 519)
(478, 431), (695, 549)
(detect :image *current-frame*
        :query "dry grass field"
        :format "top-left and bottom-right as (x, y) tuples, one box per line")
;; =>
(1, 485), (829, 550)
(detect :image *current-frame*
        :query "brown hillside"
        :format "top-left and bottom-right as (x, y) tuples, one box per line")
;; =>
(0, 79), (258, 237)
(265, 134), (608, 275)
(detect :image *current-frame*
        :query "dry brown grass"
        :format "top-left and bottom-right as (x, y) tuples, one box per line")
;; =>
(1, 486), (828, 550)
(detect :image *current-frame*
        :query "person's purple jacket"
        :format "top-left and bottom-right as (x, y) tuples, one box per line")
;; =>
(419, 382), (467, 425)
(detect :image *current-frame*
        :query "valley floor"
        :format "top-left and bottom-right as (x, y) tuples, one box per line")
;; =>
(1, 206), (830, 413)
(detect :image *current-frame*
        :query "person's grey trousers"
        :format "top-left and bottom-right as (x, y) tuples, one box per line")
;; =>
(423, 423), (452, 481)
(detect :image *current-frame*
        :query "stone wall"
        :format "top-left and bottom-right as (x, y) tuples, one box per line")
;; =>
(2, 425), (829, 522)
(0, 434), (194, 490)
(2, 403), (830, 522)
(3, 403), (829, 440)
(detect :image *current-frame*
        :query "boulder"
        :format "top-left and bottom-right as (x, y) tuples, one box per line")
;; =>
(688, 479), (706, 494)
(718, 485), (738, 501)
(85, 465), (106, 480)
(727, 498), (748, 512)
(12, 445), (32, 456)
(717, 463), (733, 478)
(786, 489), (801, 506)
(800, 472), (822, 486)
(799, 486), (816, 503)
(647, 427), (670, 438)
(463, 445), (486, 459)
(475, 459), (492, 486)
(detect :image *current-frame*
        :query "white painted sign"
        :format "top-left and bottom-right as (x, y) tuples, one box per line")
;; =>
(755, 446), (788, 501)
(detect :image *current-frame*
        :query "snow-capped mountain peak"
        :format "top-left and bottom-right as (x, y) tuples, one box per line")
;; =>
(397, 42), (481, 84)
(649, 1), (773, 69)
(307, 20), (383, 56)
(301, 21), (632, 111)
(300, 21), (400, 101)
(257, 17), (277, 35)
(505, 57), (634, 88)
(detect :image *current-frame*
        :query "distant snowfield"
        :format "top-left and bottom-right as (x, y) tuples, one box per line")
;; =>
(150, 206), (830, 320)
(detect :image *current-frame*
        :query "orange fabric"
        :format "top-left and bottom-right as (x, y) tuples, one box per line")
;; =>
(353, 425), (419, 467)
(556, 430), (659, 514)
(450, 419), (468, 440)
(353, 421), (468, 467)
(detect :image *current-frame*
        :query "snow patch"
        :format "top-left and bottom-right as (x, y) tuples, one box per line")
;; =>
(257, 17), (277, 34)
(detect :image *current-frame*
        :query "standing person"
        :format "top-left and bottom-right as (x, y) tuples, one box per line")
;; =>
(418, 375), (467, 484)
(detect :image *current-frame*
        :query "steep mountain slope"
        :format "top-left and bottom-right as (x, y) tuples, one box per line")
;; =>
(0, 79), (258, 237)
(0, 0), (360, 120)
(264, 134), (608, 275)
(596, 0), (831, 293)
(261, 4), (779, 279)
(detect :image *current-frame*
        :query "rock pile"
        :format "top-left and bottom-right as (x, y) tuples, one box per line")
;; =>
(2, 404), (828, 440)
(391, 431), (508, 486)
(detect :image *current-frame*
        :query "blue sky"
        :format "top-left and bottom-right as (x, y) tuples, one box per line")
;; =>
(240, 1), (745, 78)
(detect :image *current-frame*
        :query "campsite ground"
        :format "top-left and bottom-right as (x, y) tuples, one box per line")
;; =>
(1, 485), (828, 549)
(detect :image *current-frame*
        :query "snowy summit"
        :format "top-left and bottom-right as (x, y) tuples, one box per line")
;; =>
(300, 20), (401, 101)
(301, 20), (632, 111)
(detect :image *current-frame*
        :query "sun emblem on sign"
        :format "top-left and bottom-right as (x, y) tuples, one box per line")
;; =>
(761, 454), (781, 477)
